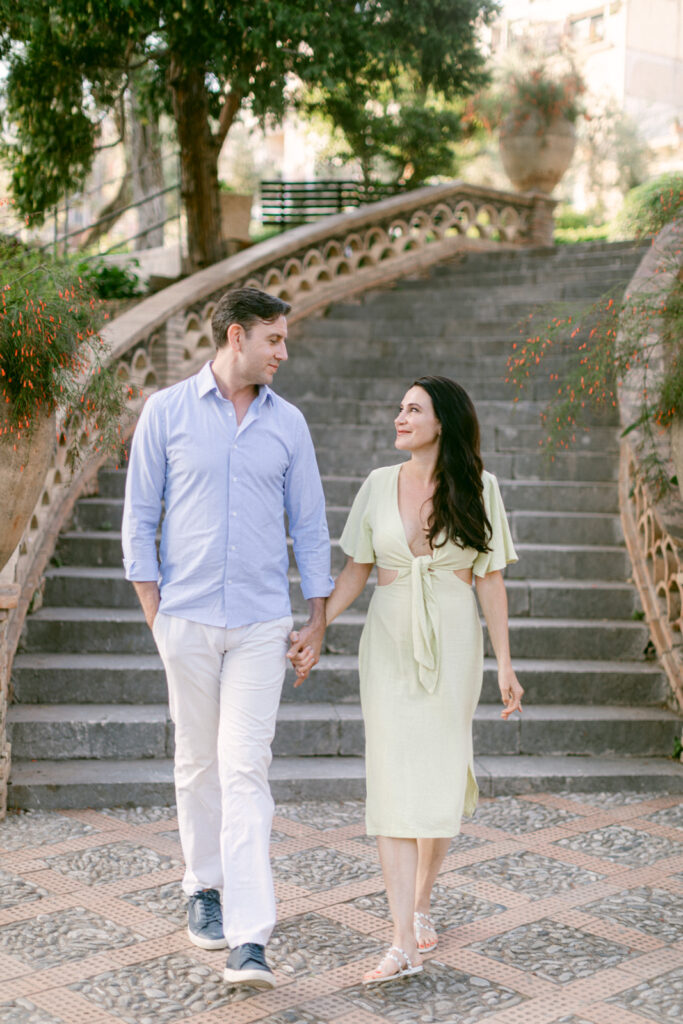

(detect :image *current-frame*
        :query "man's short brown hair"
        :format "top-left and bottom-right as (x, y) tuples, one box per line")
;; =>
(211, 287), (291, 348)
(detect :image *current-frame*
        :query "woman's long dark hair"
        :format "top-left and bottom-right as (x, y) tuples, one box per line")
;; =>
(412, 376), (492, 553)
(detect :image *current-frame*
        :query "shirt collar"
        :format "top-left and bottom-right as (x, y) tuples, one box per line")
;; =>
(197, 360), (274, 407)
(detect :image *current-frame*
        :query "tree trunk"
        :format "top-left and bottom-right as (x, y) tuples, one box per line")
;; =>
(168, 57), (224, 272)
(78, 107), (131, 252)
(128, 81), (166, 250)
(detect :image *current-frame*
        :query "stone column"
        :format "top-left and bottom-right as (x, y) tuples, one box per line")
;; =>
(528, 194), (557, 247)
(0, 584), (19, 821)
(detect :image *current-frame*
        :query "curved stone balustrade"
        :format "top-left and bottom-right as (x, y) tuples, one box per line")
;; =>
(618, 220), (683, 716)
(0, 179), (556, 815)
(620, 442), (683, 712)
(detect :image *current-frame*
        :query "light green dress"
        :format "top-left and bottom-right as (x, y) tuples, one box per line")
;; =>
(340, 464), (518, 837)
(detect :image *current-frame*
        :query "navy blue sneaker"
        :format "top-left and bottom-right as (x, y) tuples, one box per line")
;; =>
(223, 943), (275, 988)
(187, 889), (227, 950)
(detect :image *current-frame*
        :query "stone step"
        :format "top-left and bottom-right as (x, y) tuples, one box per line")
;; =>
(43, 568), (639, 621)
(510, 511), (623, 546)
(50, 531), (632, 578)
(304, 424), (618, 456)
(8, 752), (682, 810)
(323, 477), (619, 513)
(8, 703), (679, 761)
(323, 507), (622, 546)
(293, 397), (618, 429)
(324, 614), (649, 661)
(274, 375), (555, 402)
(323, 277), (630, 319)
(68, 493), (623, 545)
(311, 447), (619, 480)
(94, 469), (620, 512)
(19, 606), (649, 661)
(9, 652), (670, 711)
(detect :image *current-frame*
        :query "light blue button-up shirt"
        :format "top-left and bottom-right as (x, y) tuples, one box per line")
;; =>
(122, 361), (333, 628)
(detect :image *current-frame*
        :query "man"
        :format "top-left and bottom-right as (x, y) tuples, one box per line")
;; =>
(122, 287), (332, 988)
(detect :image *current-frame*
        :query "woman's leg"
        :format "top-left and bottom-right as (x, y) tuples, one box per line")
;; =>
(414, 838), (451, 948)
(364, 836), (421, 980)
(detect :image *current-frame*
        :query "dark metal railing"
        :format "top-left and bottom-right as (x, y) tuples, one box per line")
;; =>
(260, 179), (407, 227)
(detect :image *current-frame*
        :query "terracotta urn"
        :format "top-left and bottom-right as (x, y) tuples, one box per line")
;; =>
(499, 111), (576, 194)
(0, 413), (56, 572)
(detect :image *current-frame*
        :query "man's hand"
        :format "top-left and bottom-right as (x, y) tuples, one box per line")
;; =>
(286, 598), (326, 687)
(133, 581), (160, 631)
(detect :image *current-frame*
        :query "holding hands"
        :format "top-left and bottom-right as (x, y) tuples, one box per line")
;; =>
(286, 598), (326, 686)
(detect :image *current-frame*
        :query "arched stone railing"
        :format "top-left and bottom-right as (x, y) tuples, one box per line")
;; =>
(620, 445), (683, 712)
(618, 221), (683, 716)
(0, 179), (556, 815)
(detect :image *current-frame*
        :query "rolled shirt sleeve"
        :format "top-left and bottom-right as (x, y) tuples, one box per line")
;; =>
(284, 414), (334, 600)
(122, 396), (166, 582)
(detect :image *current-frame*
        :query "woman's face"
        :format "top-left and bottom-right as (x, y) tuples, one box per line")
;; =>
(394, 385), (441, 453)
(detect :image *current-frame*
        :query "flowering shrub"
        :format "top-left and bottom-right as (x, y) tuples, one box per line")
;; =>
(0, 236), (134, 469)
(501, 64), (585, 132)
(464, 58), (586, 137)
(614, 173), (683, 240)
(505, 258), (683, 494)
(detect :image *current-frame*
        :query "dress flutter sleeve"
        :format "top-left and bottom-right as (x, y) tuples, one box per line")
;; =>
(472, 472), (518, 578)
(339, 474), (376, 564)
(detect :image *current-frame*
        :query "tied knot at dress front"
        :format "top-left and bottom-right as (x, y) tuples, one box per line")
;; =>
(340, 464), (518, 838)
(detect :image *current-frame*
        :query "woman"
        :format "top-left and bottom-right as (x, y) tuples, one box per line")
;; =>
(294, 375), (523, 985)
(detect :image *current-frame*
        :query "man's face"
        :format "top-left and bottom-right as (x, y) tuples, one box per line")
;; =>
(239, 315), (288, 386)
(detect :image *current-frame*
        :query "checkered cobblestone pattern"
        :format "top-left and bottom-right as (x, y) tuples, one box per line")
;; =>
(0, 792), (681, 1024)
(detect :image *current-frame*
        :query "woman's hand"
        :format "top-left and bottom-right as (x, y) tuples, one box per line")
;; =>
(498, 664), (523, 719)
(288, 643), (316, 687)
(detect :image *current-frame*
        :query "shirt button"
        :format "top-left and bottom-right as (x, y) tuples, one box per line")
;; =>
(230, 545), (236, 551)
(232, 477), (237, 482)
(228, 579), (232, 584)
(231, 511), (237, 517)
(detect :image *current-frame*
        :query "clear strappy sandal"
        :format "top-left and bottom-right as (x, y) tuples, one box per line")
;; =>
(362, 945), (423, 986)
(414, 911), (438, 952)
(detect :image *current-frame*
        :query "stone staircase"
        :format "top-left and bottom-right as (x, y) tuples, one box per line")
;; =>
(7, 240), (683, 808)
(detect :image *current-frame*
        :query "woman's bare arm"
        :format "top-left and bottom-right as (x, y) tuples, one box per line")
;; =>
(287, 557), (373, 683)
(474, 570), (523, 719)
(325, 556), (374, 625)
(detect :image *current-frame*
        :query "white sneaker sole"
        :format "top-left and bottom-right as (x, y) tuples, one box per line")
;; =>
(223, 967), (276, 988)
(187, 927), (228, 950)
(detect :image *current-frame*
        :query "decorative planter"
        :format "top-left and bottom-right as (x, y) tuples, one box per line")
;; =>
(219, 192), (253, 243)
(0, 413), (56, 573)
(499, 112), (576, 194)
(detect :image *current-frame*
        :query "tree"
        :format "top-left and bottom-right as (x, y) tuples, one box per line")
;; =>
(0, 1), (497, 273)
(309, 78), (467, 187)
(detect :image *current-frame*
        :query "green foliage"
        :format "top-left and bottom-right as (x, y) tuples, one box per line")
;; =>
(554, 225), (611, 245)
(555, 208), (592, 230)
(467, 53), (585, 137)
(0, 238), (135, 468)
(305, 1), (497, 186)
(77, 259), (144, 300)
(506, 260), (683, 495)
(309, 81), (465, 186)
(0, 0), (500, 266)
(614, 173), (683, 240)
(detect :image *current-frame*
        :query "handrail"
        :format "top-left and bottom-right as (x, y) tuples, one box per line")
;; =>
(0, 178), (556, 816)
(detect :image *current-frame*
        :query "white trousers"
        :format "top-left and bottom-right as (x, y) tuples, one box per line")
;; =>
(152, 611), (292, 947)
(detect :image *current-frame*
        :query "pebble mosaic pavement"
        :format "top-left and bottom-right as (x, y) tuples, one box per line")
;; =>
(0, 791), (681, 1024)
